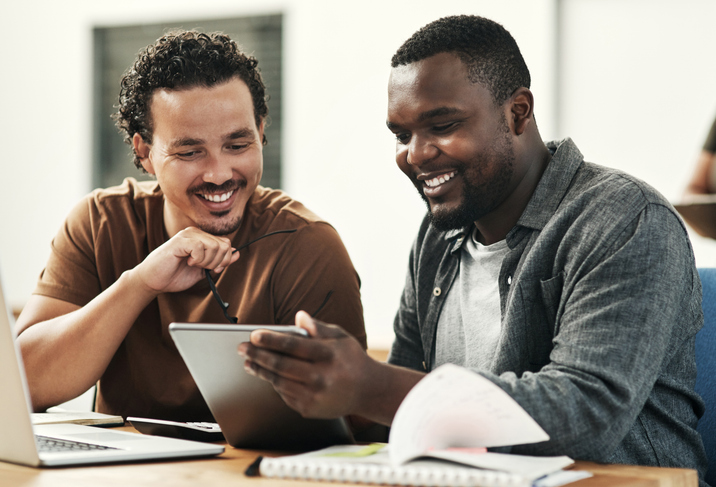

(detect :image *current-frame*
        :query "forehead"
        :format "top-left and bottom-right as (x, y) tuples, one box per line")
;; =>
(387, 52), (494, 121)
(149, 77), (256, 133)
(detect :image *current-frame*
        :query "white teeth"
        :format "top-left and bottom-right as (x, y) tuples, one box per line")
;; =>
(425, 171), (457, 188)
(201, 190), (234, 202)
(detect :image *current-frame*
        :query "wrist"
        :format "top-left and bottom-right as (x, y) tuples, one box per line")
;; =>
(354, 359), (421, 426)
(119, 268), (161, 304)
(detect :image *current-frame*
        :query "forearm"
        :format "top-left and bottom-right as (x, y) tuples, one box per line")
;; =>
(354, 360), (425, 426)
(17, 270), (159, 411)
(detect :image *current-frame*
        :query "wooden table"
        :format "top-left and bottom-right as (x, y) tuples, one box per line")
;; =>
(0, 426), (697, 487)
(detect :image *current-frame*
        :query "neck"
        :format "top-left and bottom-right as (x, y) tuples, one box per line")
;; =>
(474, 143), (551, 245)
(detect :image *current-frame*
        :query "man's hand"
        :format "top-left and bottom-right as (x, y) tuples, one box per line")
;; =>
(14, 225), (240, 411)
(133, 226), (240, 295)
(238, 311), (376, 419)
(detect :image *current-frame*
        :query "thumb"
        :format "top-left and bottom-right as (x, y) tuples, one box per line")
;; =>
(295, 310), (346, 339)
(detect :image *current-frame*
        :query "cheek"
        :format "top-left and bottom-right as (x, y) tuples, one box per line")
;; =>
(239, 151), (264, 181)
(438, 137), (475, 161)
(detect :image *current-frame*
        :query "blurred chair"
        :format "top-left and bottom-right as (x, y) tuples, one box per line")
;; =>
(697, 268), (716, 486)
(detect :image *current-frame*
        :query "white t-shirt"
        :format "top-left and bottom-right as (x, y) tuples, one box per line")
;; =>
(435, 229), (509, 370)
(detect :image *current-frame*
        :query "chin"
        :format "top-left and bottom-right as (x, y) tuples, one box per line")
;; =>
(428, 200), (492, 232)
(198, 216), (242, 236)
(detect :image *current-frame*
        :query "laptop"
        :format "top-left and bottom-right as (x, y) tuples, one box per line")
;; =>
(169, 322), (355, 451)
(0, 277), (224, 467)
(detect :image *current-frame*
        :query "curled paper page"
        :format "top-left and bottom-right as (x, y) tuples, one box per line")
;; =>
(389, 364), (550, 465)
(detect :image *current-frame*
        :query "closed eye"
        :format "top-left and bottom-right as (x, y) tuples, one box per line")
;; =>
(394, 132), (410, 144)
(433, 122), (457, 133)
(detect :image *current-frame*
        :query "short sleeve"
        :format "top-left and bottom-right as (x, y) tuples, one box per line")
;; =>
(34, 195), (102, 306)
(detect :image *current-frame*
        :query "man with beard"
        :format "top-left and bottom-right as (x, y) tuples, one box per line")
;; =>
(15, 30), (366, 422)
(238, 15), (709, 482)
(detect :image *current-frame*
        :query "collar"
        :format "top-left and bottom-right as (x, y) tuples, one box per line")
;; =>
(444, 228), (468, 254)
(510, 137), (583, 234)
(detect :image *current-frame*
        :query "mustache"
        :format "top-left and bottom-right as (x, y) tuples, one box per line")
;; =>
(188, 179), (246, 195)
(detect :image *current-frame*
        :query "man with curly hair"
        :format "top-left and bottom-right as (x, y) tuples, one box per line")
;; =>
(239, 15), (709, 483)
(15, 30), (366, 422)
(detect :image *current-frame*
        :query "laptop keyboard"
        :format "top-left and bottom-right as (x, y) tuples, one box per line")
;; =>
(36, 435), (119, 453)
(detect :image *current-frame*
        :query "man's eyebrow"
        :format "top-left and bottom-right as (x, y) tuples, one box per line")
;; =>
(386, 107), (464, 130)
(167, 128), (255, 149)
(169, 137), (204, 149)
(417, 107), (462, 122)
(226, 128), (255, 140)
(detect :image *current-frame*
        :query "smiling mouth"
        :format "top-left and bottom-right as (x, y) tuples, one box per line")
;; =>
(199, 190), (234, 203)
(423, 171), (457, 188)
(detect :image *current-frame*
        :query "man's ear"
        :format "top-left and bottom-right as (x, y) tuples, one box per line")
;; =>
(132, 133), (155, 174)
(509, 87), (534, 136)
(258, 119), (266, 146)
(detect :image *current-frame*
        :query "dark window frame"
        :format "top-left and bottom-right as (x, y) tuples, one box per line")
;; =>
(91, 14), (283, 190)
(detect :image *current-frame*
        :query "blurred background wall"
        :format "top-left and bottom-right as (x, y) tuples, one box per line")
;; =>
(2, 0), (715, 349)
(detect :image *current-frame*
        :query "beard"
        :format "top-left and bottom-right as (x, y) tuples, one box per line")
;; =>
(198, 214), (243, 236)
(189, 179), (246, 236)
(419, 120), (515, 232)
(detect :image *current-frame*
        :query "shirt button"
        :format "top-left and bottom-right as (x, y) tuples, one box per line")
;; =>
(507, 275), (512, 285)
(433, 287), (442, 296)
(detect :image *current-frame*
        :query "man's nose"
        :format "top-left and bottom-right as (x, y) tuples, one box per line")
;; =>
(406, 136), (439, 167)
(202, 152), (233, 184)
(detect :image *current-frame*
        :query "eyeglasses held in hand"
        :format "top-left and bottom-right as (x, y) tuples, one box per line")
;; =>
(205, 229), (298, 324)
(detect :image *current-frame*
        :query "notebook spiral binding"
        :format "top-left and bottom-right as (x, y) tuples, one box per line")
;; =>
(260, 457), (531, 487)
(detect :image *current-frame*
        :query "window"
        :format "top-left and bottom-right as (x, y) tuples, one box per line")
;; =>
(92, 14), (283, 190)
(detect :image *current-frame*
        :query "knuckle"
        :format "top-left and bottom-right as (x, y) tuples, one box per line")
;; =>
(264, 351), (286, 372)
(280, 335), (301, 353)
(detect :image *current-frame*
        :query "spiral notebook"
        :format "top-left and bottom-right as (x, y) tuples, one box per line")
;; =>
(257, 365), (590, 487)
(258, 444), (584, 487)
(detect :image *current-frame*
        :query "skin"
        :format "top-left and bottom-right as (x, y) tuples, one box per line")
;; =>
(239, 52), (552, 424)
(16, 77), (262, 411)
(684, 149), (716, 195)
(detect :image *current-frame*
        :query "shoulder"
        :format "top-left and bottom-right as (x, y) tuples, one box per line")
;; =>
(572, 162), (670, 207)
(64, 178), (160, 230)
(244, 186), (338, 236)
(245, 186), (323, 223)
(540, 163), (695, 285)
(558, 162), (686, 236)
(68, 178), (162, 222)
(84, 178), (162, 213)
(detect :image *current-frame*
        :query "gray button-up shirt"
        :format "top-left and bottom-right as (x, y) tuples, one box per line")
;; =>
(389, 138), (708, 483)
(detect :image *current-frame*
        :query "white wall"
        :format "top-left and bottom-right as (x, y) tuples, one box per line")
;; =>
(558, 0), (716, 268)
(1, 0), (711, 350)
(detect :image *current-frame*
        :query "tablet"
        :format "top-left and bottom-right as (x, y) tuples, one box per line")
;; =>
(168, 323), (355, 451)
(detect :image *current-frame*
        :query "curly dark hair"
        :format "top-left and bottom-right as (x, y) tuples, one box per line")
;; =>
(114, 30), (269, 170)
(391, 15), (530, 105)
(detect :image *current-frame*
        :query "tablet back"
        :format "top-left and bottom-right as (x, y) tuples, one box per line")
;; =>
(169, 323), (355, 451)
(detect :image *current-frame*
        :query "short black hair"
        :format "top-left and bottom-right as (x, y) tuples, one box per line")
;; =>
(114, 30), (268, 170)
(391, 15), (530, 105)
